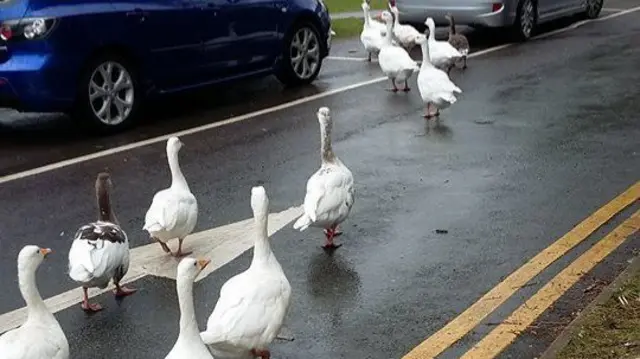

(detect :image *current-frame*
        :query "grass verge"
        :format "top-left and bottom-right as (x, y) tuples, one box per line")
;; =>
(331, 18), (365, 39)
(556, 271), (640, 359)
(324, 0), (385, 13)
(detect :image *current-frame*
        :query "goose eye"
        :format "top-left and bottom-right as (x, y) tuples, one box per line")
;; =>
(193, 262), (197, 267)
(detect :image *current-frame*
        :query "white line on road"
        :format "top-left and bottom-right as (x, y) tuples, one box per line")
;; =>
(327, 56), (430, 65)
(0, 206), (303, 334)
(603, 7), (627, 12)
(1, 6), (638, 186)
(327, 56), (371, 62)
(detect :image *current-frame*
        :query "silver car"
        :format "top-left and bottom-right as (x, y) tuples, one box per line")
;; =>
(395, 0), (604, 40)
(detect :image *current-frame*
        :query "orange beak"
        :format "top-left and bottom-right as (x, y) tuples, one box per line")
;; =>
(375, 13), (382, 20)
(40, 248), (52, 257)
(197, 259), (211, 270)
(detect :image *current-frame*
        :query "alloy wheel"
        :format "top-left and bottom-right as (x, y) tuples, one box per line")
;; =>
(585, 0), (603, 18)
(88, 61), (135, 126)
(289, 27), (320, 80)
(520, 0), (535, 38)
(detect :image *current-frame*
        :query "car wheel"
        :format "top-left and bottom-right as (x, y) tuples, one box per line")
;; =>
(74, 54), (141, 132)
(583, 0), (603, 19)
(512, 0), (537, 41)
(275, 22), (323, 87)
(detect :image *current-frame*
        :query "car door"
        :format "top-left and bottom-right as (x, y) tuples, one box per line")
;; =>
(117, 0), (205, 90)
(202, 0), (283, 78)
(536, 0), (573, 19)
(199, 0), (235, 79)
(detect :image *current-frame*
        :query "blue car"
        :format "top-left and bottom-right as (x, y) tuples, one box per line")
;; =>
(0, 0), (332, 131)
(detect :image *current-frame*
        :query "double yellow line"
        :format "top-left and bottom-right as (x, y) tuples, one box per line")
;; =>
(403, 181), (640, 359)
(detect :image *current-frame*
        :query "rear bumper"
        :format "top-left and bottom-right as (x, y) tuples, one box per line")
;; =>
(0, 52), (76, 113)
(396, 3), (513, 28)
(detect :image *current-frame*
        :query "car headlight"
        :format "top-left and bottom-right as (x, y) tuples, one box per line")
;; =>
(0, 17), (57, 42)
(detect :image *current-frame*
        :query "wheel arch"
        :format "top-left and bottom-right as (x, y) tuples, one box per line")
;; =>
(284, 10), (328, 57)
(515, 0), (538, 24)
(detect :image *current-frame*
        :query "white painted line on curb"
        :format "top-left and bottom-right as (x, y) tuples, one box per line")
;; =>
(0, 206), (303, 334)
(1, 5), (638, 186)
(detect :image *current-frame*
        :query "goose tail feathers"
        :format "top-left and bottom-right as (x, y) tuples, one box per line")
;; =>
(293, 214), (312, 231)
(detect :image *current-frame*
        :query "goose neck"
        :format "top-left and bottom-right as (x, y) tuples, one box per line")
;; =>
(420, 40), (432, 69)
(383, 21), (393, 45)
(449, 17), (456, 35)
(168, 148), (189, 190)
(177, 276), (199, 338)
(363, 6), (371, 26)
(96, 183), (117, 224)
(428, 24), (436, 41)
(320, 120), (335, 163)
(19, 265), (48, 320)
(250, 212), (273, 267)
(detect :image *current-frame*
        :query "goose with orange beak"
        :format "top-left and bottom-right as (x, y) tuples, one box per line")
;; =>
(164, 257), (213, 359)
(0, 245), (70, 359)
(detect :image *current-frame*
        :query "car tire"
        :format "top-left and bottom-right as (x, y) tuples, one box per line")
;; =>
(73, 53), (142, 133)
(583, 0), (603, 19)
(512, 0), (537, 41)
(275, 21), (324, 87)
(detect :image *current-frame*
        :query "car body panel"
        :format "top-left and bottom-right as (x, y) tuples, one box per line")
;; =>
(113, 0), (206, 89)
(395, 0), (590, 27)
(0, 0), (29, 22)
(0, 0), (331, 115)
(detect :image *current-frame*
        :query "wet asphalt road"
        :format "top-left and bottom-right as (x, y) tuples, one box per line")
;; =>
(1, 2), (640, 359)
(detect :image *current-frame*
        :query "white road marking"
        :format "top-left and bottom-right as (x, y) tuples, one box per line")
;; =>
(1, 6), (638, 186)
(328, 56), (428, 64)
(603, 8), (627, 12)
(595, 5), (640, 20)
(327, 56), (370, 61)
(0, 205), (303, 334)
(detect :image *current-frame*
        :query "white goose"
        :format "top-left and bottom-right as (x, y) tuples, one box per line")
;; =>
(68, 172), (136, 312)
(389, 4), (420, 50)
(165, 257), (213, 359)
(425, 17), (463, 74)
(363, 0), (387, 35)
(144, 136), (198, 258)
(293, 107), (355, 249)
(377, 10), (419, 92)
(201, 186), (291, 359)
(417, 32), (462, 119)
(360, 1), (385, 62)
(0, 245), (69, 359)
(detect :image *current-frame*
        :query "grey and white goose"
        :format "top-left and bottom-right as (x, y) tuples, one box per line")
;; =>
(67, 172), (136, 312)
(445, 13), (470, 69)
